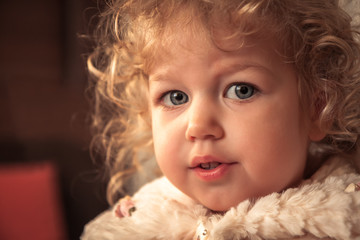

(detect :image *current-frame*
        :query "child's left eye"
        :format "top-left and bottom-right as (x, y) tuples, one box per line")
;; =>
(225, 83), (256, 100)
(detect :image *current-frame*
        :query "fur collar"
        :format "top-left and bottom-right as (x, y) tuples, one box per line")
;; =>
(82, 157), (360, 240)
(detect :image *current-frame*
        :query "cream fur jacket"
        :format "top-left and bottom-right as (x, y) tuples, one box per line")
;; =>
(82, 158), (360, 240)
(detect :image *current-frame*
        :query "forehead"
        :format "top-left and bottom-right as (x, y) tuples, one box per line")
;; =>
(147, 22), (283, 77)
(143, 15), (210, 71)
(142, 12), (283, 75)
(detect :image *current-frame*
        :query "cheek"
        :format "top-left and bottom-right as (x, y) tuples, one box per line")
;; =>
(266, 106), (307, 158)
(152, 116), (166, 162)
(151, 111), (184, 169)
(152, 117), (189, 186)
(228, 97), (308, 180)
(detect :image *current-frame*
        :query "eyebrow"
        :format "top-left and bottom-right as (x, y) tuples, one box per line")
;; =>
(148, 67), (174, 83)
(214, 61), (272, 75)
(149, 62), (274, 83)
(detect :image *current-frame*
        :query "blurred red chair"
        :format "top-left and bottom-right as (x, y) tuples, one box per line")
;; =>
(0, 162), (67, 240)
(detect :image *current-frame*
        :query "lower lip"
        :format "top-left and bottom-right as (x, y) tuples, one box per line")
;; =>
(191, 163), (233, 182)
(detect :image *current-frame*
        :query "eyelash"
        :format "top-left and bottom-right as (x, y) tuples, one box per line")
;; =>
(224, 82), (259, 101)
(161, 90), (189, 107)
(156, 82), (259, 108)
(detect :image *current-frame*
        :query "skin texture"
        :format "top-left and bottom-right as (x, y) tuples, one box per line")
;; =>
(148, 29), (324, 211)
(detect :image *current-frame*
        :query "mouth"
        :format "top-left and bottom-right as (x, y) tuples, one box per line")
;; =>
(190, 155), (234, 170)
(190, 155), (236, 181)
(198, 162), (221, 170)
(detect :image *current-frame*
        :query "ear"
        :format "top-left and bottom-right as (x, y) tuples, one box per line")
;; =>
(308, 118), (326, 141)
(307, 93), (327, 142)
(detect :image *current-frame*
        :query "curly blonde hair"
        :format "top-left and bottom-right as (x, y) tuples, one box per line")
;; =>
(88, 0), (360, 205)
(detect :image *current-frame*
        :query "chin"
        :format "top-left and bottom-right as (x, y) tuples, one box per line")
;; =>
(202, 200), (238, 212)
(206, 204), (232, 213)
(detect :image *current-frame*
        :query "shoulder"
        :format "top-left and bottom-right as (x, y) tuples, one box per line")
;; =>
(81, 177), (206, 240)
(81, 209), (117, 240)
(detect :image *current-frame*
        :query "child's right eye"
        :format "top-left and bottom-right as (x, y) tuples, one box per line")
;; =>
(162, 90), (189, 106)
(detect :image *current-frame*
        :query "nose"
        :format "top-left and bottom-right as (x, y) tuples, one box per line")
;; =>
(185, 98), (224, 141)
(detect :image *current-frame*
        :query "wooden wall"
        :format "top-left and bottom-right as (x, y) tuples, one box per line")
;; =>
(0, 0), (108, 239)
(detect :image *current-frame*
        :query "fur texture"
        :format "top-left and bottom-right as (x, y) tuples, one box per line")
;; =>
(82, 158), (360, 239)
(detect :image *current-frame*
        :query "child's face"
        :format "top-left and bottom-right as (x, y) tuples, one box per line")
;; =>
(148, 30), (320, 211)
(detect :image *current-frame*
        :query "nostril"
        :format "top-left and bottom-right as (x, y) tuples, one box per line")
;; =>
(187, 135), (196, 142)
(185, 123), (224, 141)
(185, 103), (224, 141)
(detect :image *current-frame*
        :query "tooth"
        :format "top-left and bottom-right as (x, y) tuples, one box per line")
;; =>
(210, 162), (220, 169)
(200, 162), (220, 170)
(200, 163), (210, 169)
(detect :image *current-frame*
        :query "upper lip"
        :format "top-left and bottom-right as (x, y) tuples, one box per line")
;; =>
(190, 155), (227, 168)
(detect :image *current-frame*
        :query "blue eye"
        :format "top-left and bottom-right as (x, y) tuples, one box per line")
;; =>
(162, 90), (189, 106)
(225, 83), (256, 100)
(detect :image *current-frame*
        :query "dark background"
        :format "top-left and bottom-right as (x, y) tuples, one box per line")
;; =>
(0, 0), (109, 239)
